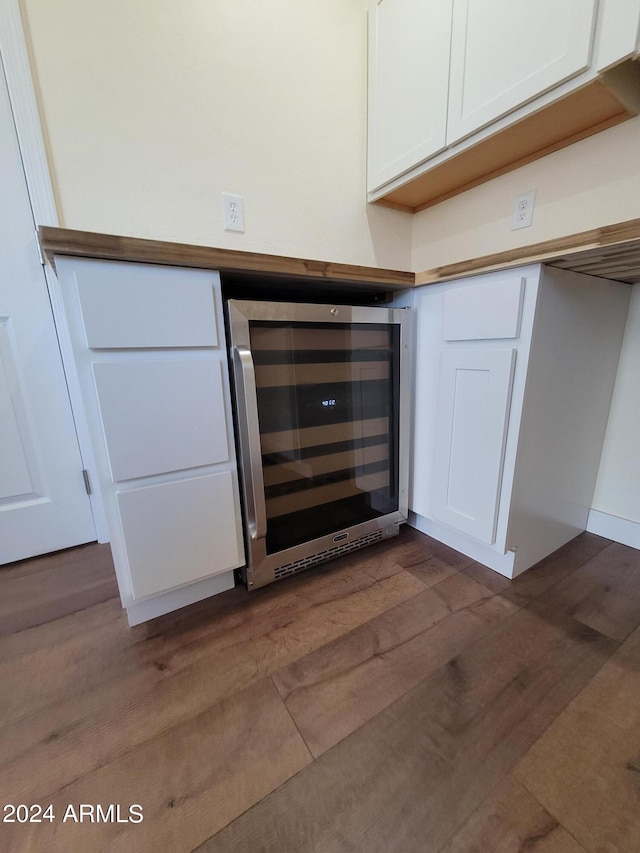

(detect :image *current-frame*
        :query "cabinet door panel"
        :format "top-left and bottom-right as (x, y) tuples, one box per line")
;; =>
(75, 261), (218, 349)
(432, 348), (516, 544)
(368, 0), (453, 191)
(117, 472), (242, 600)
(93, 359), (229, 481)
(447, 0), (598, 144)
(596, 0), (640, 70)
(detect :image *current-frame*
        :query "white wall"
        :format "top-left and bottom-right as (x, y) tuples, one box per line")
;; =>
(411, 116), (640, 271)
(18, 1), (640, 532)
(20, 0), (412, 269)
(591, 285), (640, 524)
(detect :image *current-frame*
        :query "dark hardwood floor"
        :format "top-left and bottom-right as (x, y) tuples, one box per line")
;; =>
(1, 526), (640, 852)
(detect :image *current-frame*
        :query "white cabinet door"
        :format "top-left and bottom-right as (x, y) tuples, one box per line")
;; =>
(596, 0), (640, 71)
(447, 0), (598, 144)
(432, 348), (516, 544)
(368, 0), (453, 191)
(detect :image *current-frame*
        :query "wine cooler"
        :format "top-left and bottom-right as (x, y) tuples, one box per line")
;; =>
(227, 299), (410, 589)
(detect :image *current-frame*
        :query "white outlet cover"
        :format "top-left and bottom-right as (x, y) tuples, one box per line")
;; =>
(222, 192), (245, 232)
(511, 190), (536, 231)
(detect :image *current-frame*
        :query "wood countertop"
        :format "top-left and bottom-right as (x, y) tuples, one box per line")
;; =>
(38, 227), (414, 292)
(40, 217), (640, 292)
(415, 217), (640, 286)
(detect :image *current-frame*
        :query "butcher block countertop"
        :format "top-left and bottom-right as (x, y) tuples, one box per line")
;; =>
(416, 216), (640, 286)
(39, 216), (640, 292)
(38, 227), (414, 293)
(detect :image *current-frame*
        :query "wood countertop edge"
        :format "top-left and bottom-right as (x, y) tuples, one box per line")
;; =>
(38, 227), (415, 290)
(40, 217), (640, 291)
(415, 243), (601, 285)
(415, 216), (640, 286)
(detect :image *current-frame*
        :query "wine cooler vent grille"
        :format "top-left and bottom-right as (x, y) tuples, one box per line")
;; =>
(274, 529), (386, 581)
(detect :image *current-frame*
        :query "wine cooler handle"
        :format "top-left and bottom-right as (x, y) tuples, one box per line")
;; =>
(233, 345), (267, 541)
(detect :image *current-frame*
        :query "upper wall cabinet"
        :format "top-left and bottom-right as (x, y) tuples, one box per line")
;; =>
(368, 0), (453, 191)
(368, 0), (640, 211)
(447, 0), (597, 144)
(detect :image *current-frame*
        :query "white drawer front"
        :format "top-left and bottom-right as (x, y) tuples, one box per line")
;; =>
(117, 472), (242, 600)
(443, 277), (525, 341)
(75, 262), (218, 348)
(93, 358), (230, 481)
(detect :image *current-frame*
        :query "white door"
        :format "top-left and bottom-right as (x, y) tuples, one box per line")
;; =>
(0, 56), (95, 564)
(447, 0), (598, 145)
(368, 0), (453, 191)
(431, 347), (516, 545)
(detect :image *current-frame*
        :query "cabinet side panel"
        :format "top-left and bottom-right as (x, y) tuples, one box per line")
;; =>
(507, 267), (631, 574)
(410, 286), (445, 518)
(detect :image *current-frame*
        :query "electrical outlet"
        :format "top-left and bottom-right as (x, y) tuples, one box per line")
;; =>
(511, 190), (536, 230)
(222, 193), (245, 232)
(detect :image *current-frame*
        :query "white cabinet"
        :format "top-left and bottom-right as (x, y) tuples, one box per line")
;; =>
(54, 258), (245, 624)
(598, 0), (640, 71)
(447, 0), (597, 144)
(368, 0), (453, 191)
(411, 265), (630, 578)
(368, 0), (640, 210)
(431, 347), (516, 544)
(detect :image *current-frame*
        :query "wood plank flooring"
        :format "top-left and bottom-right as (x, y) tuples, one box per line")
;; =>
(1, 526), (639, 852)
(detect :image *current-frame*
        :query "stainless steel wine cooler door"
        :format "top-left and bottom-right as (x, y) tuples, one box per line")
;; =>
(228, 300), (410, 589)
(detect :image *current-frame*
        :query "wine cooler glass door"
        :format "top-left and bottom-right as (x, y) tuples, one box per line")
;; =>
(250, 319), (400, 554)
(229, 300), (408, 589)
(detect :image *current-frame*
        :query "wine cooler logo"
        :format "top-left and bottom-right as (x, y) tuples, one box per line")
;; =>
(321, 399), (337, 408)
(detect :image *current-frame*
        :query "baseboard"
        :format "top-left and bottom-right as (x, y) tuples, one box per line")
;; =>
(125, 570), (236, 626)
(586, 510), (640, 550)
(408, 511), (516, 578)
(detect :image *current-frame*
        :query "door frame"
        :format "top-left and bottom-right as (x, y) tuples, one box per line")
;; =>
(0, 0), (106, 541)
